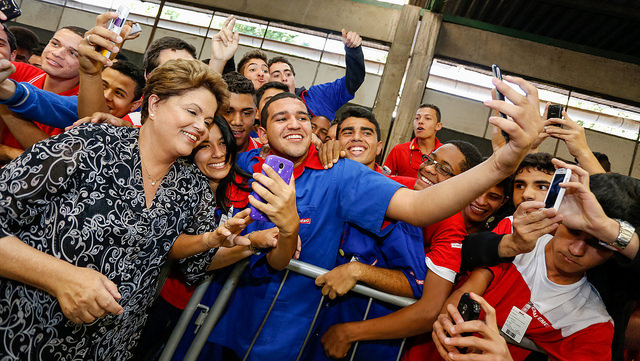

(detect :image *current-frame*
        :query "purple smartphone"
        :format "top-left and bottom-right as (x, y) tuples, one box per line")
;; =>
(250, 155), (294, 222)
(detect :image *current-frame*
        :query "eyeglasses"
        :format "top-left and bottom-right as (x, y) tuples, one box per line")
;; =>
(421, 154), (455, 177)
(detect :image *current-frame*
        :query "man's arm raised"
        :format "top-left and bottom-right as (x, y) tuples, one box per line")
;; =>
(387, 76), (544, 227)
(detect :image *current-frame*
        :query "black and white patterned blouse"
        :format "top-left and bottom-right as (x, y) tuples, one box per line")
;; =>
(0, 124), (217, 360)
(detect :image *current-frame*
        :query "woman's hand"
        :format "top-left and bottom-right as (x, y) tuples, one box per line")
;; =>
(204, 208), (253, 248)
(52, 265), (123, 324)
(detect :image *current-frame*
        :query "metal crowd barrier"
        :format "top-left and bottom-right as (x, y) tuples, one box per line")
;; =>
(159, 259), (545, 361)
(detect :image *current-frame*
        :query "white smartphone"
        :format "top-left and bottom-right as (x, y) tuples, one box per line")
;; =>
(544, 168), (572, 210)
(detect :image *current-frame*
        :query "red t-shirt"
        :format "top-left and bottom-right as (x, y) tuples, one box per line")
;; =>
(1, 62), (79, 149)
(383, 137), (442, 178)
(492, 215), (514, 235)
(409, 235), (614, 361)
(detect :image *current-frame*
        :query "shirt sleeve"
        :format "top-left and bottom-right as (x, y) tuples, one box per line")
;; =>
(537, 321), (613, 361)
(461, 231), (514, 271)
(176, 178), (219, 286)
(0, 125), (92, 238)
(337, 160), (403, 237)
(424, 214), (466, 283)
(305, 76), (354, 119)
(379, 222), (426, 298)
(0, 81), (78, 128)
(344, 45), (365, 95)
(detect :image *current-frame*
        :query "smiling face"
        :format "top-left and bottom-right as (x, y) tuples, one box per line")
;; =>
(258, 97), (312, 166)
(414, 144), (464, 190)
(147, 87), (217, 158)
(243, 58), (270, 90)
(195, 123), (232, 185)
(222, 92), (257, 152)
(413, 106), (442, 140)
(269, 61), (295, 93)
(546, 224), (613, 284)
(463, 185), (507, 225)
(512, 167), (553, 207)
(338, 116), (382, 170)
(102, 67), (140, 118)
(41, 29), (82, 81)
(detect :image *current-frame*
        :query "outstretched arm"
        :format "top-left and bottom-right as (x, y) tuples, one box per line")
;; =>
(387, 76), (544, 227)
(342, 29), (365, 95)
(321, 271), (452, 358)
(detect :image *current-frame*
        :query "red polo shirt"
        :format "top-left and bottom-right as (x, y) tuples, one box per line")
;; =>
(1, 62), (79, 149)
(383, 137), (442, 178)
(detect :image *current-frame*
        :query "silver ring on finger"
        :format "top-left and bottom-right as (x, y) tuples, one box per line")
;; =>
(85, 34), (95, 46)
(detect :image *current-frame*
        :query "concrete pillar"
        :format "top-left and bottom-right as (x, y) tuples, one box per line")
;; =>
(372, 5), (421, 146)
(383, 11), (442, 158)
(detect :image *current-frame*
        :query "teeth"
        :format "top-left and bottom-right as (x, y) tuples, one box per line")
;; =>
(285, 134), (302, 140)
(182, 131), (197, 142)
(420, 176), (434, 186)
(349, 146), (365, 153)
(470, 205), (485, 213)
(208, 162), (225, 168)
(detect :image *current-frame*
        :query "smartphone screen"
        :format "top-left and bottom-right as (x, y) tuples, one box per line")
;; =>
(544, 172), (565, 209)
(547, 104), (563, 120)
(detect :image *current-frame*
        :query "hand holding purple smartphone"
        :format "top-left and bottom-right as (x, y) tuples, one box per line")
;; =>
(250, 155), (294, 222)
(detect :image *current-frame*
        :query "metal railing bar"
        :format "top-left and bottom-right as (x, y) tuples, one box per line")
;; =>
(159, 275), (214, 361)
(182, 259), (250, 361)
(286, 260), (417, 308)
(242, 269), (291, 361)
(295, 295), (326, 361)
(348, 297), (374, 361)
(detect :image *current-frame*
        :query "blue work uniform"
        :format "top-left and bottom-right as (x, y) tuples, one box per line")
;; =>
(196, 145), (404, 361)
(302, 220), (426, 361)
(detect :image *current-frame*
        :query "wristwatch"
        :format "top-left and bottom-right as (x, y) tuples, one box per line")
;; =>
(603, 219), (635, 251)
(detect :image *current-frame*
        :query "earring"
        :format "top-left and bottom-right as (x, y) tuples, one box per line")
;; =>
(149, 113), (155, 118)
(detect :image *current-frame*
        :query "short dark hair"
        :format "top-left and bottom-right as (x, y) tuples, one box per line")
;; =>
(8, 26), (37, 54)
(222, 71), (255, 95)
(256, 81), (289, 106)
(516, 152), (555, 176)
(260, 92), (306, 128)
(446, 140), (482, 173)
(591, 173), (640, 230)
(418, 103), (442, 123)
(59, 26), (88, 38)
(143, 37), (197, 75)
(109, 60), (145, 100)
(237, 49), (268, 75)
(0, 23), (17, 53)
(593, 152), (611, 172)
(336, 105), (381, 141)
(267, 56), (296, 76)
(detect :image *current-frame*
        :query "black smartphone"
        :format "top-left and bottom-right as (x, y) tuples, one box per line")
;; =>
(0, 0), (21, 21)
(491, 64), (509, 142)
(547, 104), (563, 127)
(457, 292), (481, 353)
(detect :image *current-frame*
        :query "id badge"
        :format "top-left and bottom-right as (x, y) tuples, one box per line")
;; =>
(501, 306), (532, 343)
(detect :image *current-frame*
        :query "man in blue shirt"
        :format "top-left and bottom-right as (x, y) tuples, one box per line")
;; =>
(191, 74), (545, 361)
(268, 29), (365, 120)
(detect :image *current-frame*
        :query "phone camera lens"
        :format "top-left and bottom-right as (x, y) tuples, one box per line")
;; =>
(279, 163), (284, 170)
